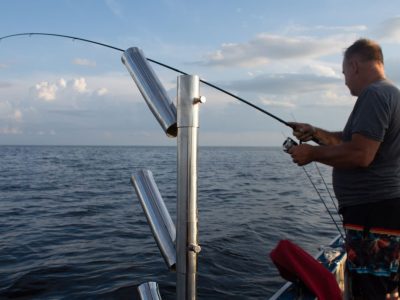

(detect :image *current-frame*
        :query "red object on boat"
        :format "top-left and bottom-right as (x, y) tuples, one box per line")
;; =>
(270, 239), (342, 300)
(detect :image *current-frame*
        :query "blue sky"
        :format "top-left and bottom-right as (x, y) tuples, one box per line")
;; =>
(1, 0), (400, 146)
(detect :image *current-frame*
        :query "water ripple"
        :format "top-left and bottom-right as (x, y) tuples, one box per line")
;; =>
(0, 146), (339, 299)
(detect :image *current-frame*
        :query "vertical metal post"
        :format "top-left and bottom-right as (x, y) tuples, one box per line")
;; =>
(176, 75), (201, 300)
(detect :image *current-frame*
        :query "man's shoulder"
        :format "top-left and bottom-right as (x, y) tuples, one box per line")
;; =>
(368, 79), (400, 94)
(361, 80), (400, 107)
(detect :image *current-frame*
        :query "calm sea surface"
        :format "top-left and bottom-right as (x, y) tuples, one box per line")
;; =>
(0, 146), (340, 299)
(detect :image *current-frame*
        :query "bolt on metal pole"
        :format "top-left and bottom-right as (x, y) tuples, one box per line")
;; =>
(176, 75), (203, 300)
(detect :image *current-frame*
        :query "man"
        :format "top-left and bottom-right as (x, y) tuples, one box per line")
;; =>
(288, 39), (400, 299)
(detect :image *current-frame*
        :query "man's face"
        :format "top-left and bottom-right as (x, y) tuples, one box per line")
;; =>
(342, 57), (358, 96)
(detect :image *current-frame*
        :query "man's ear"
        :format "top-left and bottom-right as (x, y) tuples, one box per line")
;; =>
(351, 58), (360, 74)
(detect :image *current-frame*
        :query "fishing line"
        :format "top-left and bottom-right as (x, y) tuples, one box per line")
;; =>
(313, 162), (342, 221)
(0, 32), (292, 128)
(301, 165), (345, 240)
(285, 136), (344, 237)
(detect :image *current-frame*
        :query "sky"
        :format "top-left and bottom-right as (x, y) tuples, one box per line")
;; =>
(1, 0), (400, 146)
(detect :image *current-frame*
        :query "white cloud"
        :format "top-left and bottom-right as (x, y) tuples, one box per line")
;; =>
(285, 24), (367, 34)
(0, 63), (7, 69)
(35, 129), (56, 136)
(0, 82), (12, 88)
(0, 102), (23, 134)
(260, 97), (296, 108)
(0, 101), (13, 118)
(300, 63), (340, 78)
(227, 73), (342, 95)
(313, 25), (367, 32)
(59, 78), (67, 88)
(27, 73), (141, 109)
(72, 58), (97, 67)
(202, 34), (350, 67)
(314, 90), (354, 107)
(83, 72), (150, 102)
(14, 109), (22, 122)
(105, 0), (123, 18)
(199, 131), (283, 146)
(73, 77), (87, 93)
(385, 58), (400, 85)
(199, 84), (237, 108)
(33, 76), (107, 102)
(0, 127), (22, 135)
(96, 87), (108, 96)
(373, 17), (400, 43)
(35, 81), (58, 101)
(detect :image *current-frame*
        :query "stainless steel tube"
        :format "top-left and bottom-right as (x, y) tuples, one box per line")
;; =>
(131, 169), (176, 269)
(121, 47), (177, 137)
(176, 75), (201, 300)
(138, 282), (162, 300)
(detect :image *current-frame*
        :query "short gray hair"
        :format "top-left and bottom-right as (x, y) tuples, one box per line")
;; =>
(344, 38), (384, 64)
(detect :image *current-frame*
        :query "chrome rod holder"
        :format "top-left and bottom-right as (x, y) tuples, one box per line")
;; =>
(126, 46), (204, 298)
(131, 169), (176, 269)
(122, 47), (177, 137)
(138, 282), (162, 300)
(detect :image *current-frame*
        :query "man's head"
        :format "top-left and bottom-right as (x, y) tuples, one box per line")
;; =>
(342, 39), (385, 96)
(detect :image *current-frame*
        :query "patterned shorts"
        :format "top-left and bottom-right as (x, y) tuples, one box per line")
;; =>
(345, 224), (400, 276)
(341, 200), (400, 298)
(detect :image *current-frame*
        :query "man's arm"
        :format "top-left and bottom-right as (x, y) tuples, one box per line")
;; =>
(288, 133), (381, 168)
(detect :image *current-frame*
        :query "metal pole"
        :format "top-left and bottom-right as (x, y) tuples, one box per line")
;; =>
(176, 75), (202, 300)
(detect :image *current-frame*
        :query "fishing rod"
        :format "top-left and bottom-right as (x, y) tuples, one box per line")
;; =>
(2, 33), (343, 237)
(0, 32), (292, 128)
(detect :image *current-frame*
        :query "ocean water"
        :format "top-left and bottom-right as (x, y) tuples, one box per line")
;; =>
(0, 146), (340, 299)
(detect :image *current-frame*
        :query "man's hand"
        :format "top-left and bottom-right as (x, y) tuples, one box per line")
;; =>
(287, 133), (381, 168)
(288, 144), (315, 166)
(287, 122), (316, 142)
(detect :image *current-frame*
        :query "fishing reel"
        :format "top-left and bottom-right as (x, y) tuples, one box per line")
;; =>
(282, 137), (298, 153)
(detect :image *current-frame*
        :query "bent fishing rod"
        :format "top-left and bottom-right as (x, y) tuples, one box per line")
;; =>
(0, 32), (291, 128)
(2, 33), (343, 237)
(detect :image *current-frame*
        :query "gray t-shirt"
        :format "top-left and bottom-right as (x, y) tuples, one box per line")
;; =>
(333, 79), (400, 209)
